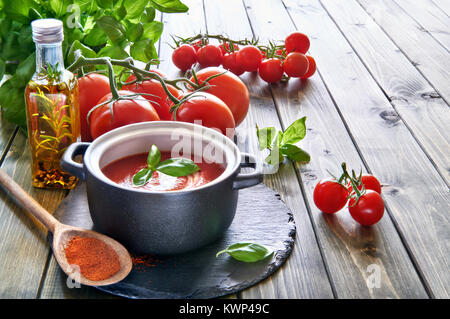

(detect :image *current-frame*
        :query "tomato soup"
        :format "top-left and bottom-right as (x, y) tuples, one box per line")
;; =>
(101, 152), (225, 191)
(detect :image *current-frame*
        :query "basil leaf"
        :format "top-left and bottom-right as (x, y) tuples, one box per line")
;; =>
(0, 78), (27, 131)
(74, 0), (98, 13)
(280, 144), (311, 163)
(132, 168), (154, 187)
(130, 39), (158, 62)
(265, 148), (284, 166)
(272, 131), (283, 148)
(282, 116), (307, 145)
(142, 7), (156, 23)
(127, 23), (144, 42)
(83, 24), (109, 46)
(50, 0), (70, 17)
(15, 53), (35, 84)
(142, 21), (164, 43)
(67, 40), (96, 66)
(149, 0), (189, 13)
(216, 243), (273, 263)
(4, 0), (36, 23)
(256, 125), (276, 151)
(147, 144), (161, 169)
(124, 0), (148, 18)
(156, 158), (200, 177)
(97, 45), (129, 73)
(96, 0), (113, 9)
(96, 16), (127, 43)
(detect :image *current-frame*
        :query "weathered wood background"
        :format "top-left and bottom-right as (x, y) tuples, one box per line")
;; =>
(0, 0), (448, 299)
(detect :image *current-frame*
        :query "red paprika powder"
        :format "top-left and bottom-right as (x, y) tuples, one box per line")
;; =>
(65, 236), (121, 281)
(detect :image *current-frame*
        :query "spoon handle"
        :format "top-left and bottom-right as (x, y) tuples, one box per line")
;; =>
(0, 168), (59, 233)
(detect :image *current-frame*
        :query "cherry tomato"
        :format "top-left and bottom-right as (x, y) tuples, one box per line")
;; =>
(197, 44), (223, 67)
(236, 46), (263, 72)
(348, 190), (384, 226)
(347, 174), (382, 194)
(77, 73), (111, 142)
(285, 32), (310, 54)
(222, 52), (245, 76)
(219, 42), (239, 55)
(172, 44), (197, 71)
(146, 69), (166, 78)
(191, 39), (206, 52)
(313, 178), (349, 214)
(275, 49), (286, 57)
(175, 92), (235, 137)
(189, 67), (249, 126)
(89, 90), (160, 140)
(122, 75), (181, 120)
(258, 58), (284, 83)
(301, 56), (316, 79)
(283, 52), (309, 77)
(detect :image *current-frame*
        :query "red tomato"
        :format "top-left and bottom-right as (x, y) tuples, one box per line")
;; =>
(347, 174), (382, 194)
(258, 58), (284, 83)
(191, 40), (206, 52)
(189, 67), (249, 126)
(146, 69), (166, 78)
(222, 52), (245, 76)
(236, 46), (263, 72)
(122, 75), (180, 120)
(219, 42), (239, 55)
(275, 49), (286, 57)
(172, 44), (197, 71)
(283, 52), (309, 77)
(301, 56), (316, 79)
(77, 73), (111, 142)
(175, 92), (235, 137)
(348, 190), (384, 226)
(313, 179), (349, 214)
(89, 90), (160, 140)
(285, 32), (310, 54)
(197, 44), (223, 67)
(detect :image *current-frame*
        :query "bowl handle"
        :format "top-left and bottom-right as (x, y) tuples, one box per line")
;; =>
(233, 153), (263, 190)
(60, 142), (90, 180)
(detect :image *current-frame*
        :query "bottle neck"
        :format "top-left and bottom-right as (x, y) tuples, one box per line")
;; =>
(35, 42), (64, 73)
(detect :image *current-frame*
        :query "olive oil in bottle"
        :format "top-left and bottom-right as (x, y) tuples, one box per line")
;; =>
(25, 19), (80, 189)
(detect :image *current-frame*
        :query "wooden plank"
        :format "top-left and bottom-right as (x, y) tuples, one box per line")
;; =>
(394, 0), (450, 51)
(0, 131), (66, 298)
(244, 0), (428, 299)
(202, 0), (334, 299)
(357, 0), (450, 105)
(319, 0), (450, 183)
(431, 0), (450, 16)
(283, 0), (450, 298)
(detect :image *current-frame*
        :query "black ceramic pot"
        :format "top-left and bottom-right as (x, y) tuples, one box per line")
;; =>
(61, 122), (262, 255)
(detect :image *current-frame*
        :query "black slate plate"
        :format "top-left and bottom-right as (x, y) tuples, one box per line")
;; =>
(52, 182), (296, 299)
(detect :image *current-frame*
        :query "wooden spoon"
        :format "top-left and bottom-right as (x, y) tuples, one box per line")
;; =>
(0, 168), (132, 286)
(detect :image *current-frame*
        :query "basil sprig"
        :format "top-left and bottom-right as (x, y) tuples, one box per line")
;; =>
(256, 116), (310, 166)
(216, 243), (274, 263)
(132, 144), (200, 187)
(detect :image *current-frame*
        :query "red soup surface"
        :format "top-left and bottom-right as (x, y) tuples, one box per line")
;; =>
(101, 152), (225, 191)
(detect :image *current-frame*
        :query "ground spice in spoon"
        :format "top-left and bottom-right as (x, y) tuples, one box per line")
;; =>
(65, 236), (121, 281)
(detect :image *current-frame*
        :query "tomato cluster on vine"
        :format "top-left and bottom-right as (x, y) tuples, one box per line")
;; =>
(171, 32), (317, 83)
(313, 163), (385, 226)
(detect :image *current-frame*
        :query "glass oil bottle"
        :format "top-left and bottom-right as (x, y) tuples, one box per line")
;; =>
(25, 19), (80, 189)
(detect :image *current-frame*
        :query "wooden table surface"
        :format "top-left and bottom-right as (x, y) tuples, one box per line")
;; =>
(0, 0), (448, 299)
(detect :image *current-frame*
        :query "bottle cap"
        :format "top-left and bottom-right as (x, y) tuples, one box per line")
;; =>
(31, 19), (64, 44)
